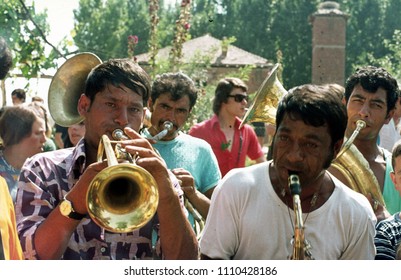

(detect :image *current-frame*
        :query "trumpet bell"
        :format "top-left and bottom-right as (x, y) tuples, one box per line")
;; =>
(87, 163), (159, 233)
(48, 53), (102, 126)
(240, 63), (287, 128)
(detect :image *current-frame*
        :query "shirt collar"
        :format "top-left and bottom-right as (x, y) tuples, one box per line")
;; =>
(211, 114), (243, 129)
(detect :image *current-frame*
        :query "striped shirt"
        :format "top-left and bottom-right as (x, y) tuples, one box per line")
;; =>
(375, 212), (401, 260)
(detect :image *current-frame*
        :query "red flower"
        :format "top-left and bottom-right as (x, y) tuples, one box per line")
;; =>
(128, 35), (139, 44)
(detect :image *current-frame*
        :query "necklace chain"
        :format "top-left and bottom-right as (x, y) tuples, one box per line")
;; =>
(281, 185), (321, 230)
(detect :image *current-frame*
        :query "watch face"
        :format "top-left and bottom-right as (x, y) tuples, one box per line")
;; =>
(60, 200), (72, 216)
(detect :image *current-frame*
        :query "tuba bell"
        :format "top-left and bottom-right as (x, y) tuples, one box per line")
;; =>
(240, 63), (287, 128)
(48, 53), (159, 233)
(48, 52), (102, 126)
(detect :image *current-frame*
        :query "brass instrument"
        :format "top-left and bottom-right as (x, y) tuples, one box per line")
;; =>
(288, 173), (313, 260)
(48, 52), (159, 233)
(240, 63), (287, 128)
(330, 120), (385, 208)
(151, 121), (173, 141)
(48, 52), (102, 126)
(87, 131), (159, 233)
(184, 197), (205, 240)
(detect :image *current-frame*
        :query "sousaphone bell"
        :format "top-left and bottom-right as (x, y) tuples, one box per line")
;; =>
(240, 63), (287, 128)
(48, 52), (102, 126)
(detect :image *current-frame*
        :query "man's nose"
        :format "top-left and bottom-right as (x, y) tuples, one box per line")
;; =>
(286, 142), (304, 162)
(165, 109), (176, 122)
(358, 102), (370, 118)
(114, 109), (129, 126)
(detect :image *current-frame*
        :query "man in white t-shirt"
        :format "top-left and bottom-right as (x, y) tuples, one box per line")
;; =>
(200, 84), (376, 260)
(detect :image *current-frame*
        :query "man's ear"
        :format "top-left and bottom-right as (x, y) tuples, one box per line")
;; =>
(147, 99), (154, 113)
(333, 139), (344, 158)
(384, 109), (395, 124)
(390, 171), (396, 185)
(77, 94), (90, 116)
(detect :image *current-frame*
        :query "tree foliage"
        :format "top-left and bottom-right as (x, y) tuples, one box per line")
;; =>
(340, 0), (401, 79)
(0, 0), (58, 78)
(73, 0), (153, 61)
(69, 0), (401, 123)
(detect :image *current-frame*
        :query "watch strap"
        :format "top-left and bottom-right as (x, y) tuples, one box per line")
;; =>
(68, 209), (86, 220)
(62, 197), (86, 220)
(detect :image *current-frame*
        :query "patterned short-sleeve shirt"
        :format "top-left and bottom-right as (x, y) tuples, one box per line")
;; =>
(15, 139), (183, 260)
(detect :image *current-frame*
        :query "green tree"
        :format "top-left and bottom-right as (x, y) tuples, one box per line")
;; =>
(71, 0), (401, 93)
(0, 0), (59, 78)
(340, 0), (401, 76)
(73, 0), (150, 60)
(188, 0), (320, 88)
(266, 0), (320, 88)
(364, 29), (401, 80)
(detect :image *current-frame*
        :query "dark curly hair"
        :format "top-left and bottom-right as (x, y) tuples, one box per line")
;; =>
(151, 72), (198, 110)
(344, 66), (399, 114)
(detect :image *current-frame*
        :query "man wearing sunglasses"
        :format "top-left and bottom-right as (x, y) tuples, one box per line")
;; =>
(189, 77), (265, 177)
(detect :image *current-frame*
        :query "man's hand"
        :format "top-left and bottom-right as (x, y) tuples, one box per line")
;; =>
(172, 168), (196, 198)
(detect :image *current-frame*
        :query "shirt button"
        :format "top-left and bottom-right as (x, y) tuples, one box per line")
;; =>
(100, 247), (106, 253)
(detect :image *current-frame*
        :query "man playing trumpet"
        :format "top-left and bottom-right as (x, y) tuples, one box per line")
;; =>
(15, 56), (198, 260)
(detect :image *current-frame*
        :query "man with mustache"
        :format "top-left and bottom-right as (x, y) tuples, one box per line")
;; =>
(143, 72), (221, 232)
(200, 84), (375, 259)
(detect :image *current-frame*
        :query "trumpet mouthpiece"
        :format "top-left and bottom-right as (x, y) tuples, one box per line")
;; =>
(163, 121), (173, 131)
(112, 129), (127, 140)
(356, 120), (366, 129)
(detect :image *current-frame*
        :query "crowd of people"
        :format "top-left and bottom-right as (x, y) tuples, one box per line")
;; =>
(1, 34), (401, 260)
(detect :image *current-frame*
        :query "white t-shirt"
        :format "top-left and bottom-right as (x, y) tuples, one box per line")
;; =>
(200, 161), (376, 260)
(379, 118), (401, 152)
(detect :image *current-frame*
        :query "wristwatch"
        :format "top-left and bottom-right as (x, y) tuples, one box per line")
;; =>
(59, 197), (86, 220)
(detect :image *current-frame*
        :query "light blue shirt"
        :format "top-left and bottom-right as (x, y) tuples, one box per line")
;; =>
(143, 130), (221, 228)
(383, 148), (401, 214)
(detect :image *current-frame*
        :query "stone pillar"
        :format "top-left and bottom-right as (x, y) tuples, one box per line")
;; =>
(310, 2), (348, 86)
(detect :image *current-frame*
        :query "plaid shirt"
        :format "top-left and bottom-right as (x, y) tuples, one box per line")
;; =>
(15, 139), (184, 260)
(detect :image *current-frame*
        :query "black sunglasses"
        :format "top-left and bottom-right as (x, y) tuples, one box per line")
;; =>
(228, 94), (249, 103)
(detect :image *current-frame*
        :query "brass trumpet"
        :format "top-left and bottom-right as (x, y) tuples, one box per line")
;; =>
(86, 129), (159, 233)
